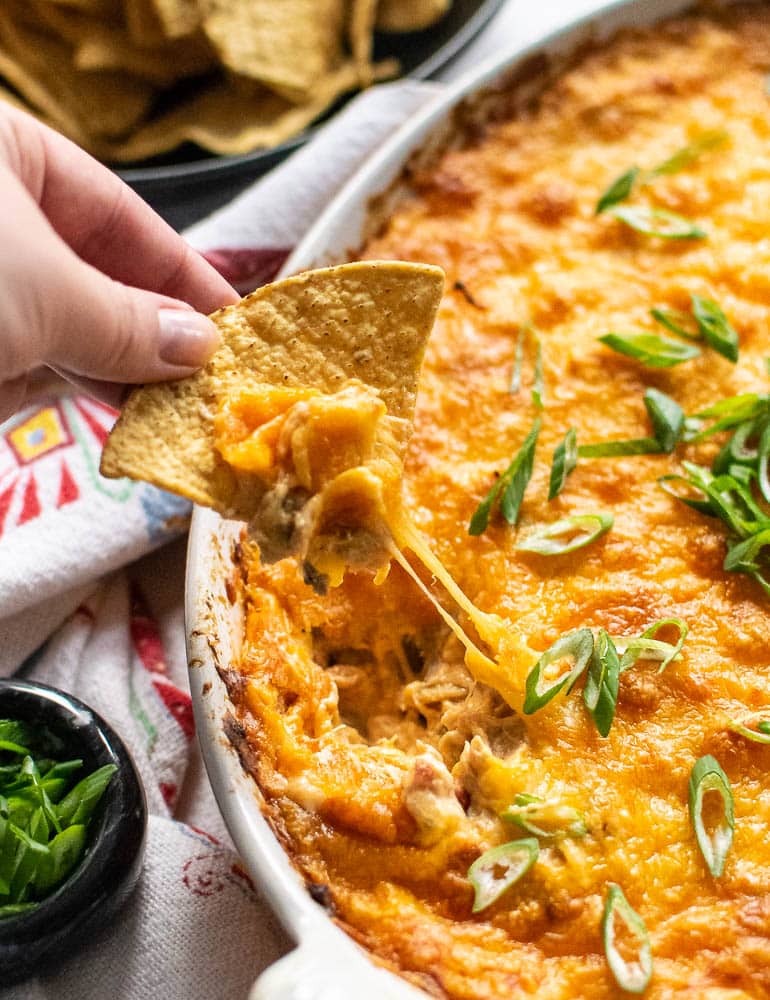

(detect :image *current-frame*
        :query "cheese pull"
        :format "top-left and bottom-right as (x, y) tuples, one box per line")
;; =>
(100, 260), (528, 706)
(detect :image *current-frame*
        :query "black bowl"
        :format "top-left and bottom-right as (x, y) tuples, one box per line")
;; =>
(118, 0), (506, 230)
(0, 679), (147, 986)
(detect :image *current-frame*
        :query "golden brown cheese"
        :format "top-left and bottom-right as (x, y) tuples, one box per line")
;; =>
(229, 6), (770, 998)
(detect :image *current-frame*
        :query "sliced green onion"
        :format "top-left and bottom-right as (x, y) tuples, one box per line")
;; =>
(608, 205), (706, 240)
(548, 428), (578, 500)
(650, 305), (700, 340)
(647, 129), (728, 177)
(729, 714), (770, 745)
(0, 903), (36, 919)
(599, 331), (701, 368)
(583, 630), (621, 737)
(618, 618), (688, 673)
(578, 438), (661, 459)
(712, 419), (762, 474)
(0, 722), (35, 749)
(580, 388), (684, 459)
(56, 763), (117, 828)
(724, 529), (770, 574)
(523, 628), (594, 714)
(691, 295), (739, 363)
(596, 167), (641, 214)
(596, 132), (726, 217)
(469, 418), (541, 535)
(467, 838), (539, 913)
(686, 393), (768, 442)
(516, 513), (613, 556)
(688, 755), (734, 877)
(501, 794), (586, 839)
(706, 475), (768, 538)
(644, 388), (684, 452)
(602, 883), (653, 994)
(33, 825), (87, 895)
(532, 340), (544, 410)
(509, 327), (525, 394)
(658, 462), (715, 514)
(758, 423), (770, 503)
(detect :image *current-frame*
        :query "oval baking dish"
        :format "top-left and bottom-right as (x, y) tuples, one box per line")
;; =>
(186, 1), (766, 996)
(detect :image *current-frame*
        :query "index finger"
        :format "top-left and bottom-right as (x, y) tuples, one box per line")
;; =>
(2, 106), (240, 314)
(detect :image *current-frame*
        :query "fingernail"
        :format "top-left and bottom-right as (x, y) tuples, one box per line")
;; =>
(158, 309), (220, 367)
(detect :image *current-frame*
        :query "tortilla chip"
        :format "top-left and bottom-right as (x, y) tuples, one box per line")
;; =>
(148, 0), (201, 39)
(46, 0), (119, 13)
(349, 0), (379, 87)
(26, 0), (214, 86)
(95, 58), (397, 161)
(376, 0), (450, 32)
(0, 82), (34, 113)
(0, 5), (152, 141)
(100, 261), (445, 521)
(201, 0), (347, 102)
(0, 0), (405, 160)
(75, 28), (214, 86)
(122, 0), (167, 47)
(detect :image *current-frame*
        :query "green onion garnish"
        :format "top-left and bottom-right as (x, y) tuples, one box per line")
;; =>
(596, 167), (641, 214)
(509, 327), (525, 394)
(759, 424), (770, 504)
(578, 438), (661, 459)
(583, 630), (621, 737)
(602, 883), (653, 994)
(647, 129), (728, 177)
(516, 513), (613, 556)
(608, 205), (706, 240)
(617, 618), (688, 674)
(467, 838), (539, 913)
(501, 794), (586, 839)
(599, 331), (701, 368)
(579, 387), (685, 458)
(532, 340), (544, 410)
(548, 428), (578, 500)
(0, 721), (117, 917)
(644, 388), (685, 453)
(729, 715), (770, 744)
(469, 418), (541, 535)
(691, 295), (739, 363)
(658, 464), (715, 515)
(723, 529), (770, 597)
(659, 403), (770, 594)
(523, 628), (594, 714)
(688, 755), (734, 877)
(685, 393), (768, 442)
(596, 131), (727, 215)
(650, 305), (700, 339)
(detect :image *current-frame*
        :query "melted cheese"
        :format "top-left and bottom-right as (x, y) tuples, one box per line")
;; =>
(215, 380), (524, 693)
(227, 8), (770, 999)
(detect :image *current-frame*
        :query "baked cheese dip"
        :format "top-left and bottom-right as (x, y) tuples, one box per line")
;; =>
(227, 5), (770, 998)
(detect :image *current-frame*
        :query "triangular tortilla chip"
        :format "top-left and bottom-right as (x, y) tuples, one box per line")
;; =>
(100, 261), (445, 527)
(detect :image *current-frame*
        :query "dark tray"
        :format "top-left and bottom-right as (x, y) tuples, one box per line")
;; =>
(118, 0), (505, 231)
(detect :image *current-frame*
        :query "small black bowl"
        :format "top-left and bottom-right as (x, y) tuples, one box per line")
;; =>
(0, 679), (147, 985)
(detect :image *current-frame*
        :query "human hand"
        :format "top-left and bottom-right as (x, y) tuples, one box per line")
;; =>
(0, 105), (240, 422)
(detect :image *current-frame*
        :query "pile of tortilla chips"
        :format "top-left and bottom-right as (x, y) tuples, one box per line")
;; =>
(0, 0), (451, 163)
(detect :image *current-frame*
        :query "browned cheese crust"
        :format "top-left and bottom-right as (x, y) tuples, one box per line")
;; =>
(228, 6), (770, 998)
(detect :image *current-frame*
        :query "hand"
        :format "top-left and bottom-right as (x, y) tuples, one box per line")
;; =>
(0, 105), (240, 422)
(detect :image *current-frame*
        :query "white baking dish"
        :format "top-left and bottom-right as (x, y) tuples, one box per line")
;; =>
(185, 1), (746, 995)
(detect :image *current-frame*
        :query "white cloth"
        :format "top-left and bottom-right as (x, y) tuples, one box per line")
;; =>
(1, 2), (608, 996)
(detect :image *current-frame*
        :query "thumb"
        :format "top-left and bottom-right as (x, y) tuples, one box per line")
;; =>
(44, 256), (221, 385)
